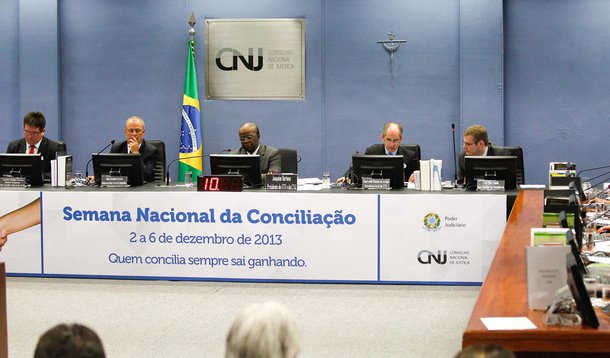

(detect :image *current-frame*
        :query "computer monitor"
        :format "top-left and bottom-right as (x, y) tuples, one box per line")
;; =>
(92, 153), (144, 186)
(563, 223), (588, 276)
(210, 154), (262, 187)
(566, 253), (599, 328)
(351, 155), (405, 189)
(0, 153), (44, 186)
(464, 156), (518, 190)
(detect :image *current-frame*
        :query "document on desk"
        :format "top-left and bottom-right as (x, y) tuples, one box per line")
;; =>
(481, 317), (537, 330)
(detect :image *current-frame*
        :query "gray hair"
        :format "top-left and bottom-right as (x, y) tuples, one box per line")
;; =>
(225, 301), (300, 358)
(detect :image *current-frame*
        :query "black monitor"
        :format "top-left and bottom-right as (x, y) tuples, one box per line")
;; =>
(0, 153), (44, 186)
(210, 154), (262, 187)
(566, 253), (599, 328)
(92, 153), (144, 186)
(351, 155), (405, 189)
(464, 156), (518, 190)
(564, 224), (588, 276)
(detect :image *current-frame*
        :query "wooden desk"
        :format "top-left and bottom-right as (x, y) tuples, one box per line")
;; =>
(462, 190), (610, 356)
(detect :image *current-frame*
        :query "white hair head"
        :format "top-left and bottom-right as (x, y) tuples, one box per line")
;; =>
(225, 301), (300, 358)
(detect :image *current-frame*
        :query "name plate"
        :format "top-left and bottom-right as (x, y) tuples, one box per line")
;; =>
(265, 174), (297, 191)
(476, 179), (505, 191)
(101, 174), (129, 188)
(362, 177), (391, 190)
(0, 176), (27, 187)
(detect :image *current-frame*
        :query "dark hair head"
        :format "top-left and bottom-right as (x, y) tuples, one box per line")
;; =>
(34, 323), (105, 358)
(23, 111), (46, 130)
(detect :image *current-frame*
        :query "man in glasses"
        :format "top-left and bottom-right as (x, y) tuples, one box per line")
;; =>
(6, 111), (66, 181)
(457, 124), (509, 184)
(110, 115), (159, 182)
(230, 122), (281, 174)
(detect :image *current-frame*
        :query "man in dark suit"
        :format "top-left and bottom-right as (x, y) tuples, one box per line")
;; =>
(6, 111), (66, 181)
(230, 122), (281, 174)
(110, 116), (159, 183)
(337, 122), (420, 185)
(457, 124), (509, 184)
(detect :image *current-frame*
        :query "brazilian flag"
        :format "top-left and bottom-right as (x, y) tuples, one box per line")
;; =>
(178, 39), (202, 181)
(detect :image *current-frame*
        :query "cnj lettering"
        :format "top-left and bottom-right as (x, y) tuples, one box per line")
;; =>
(216, 48), (263, 71)
(417, 250), (447, 265)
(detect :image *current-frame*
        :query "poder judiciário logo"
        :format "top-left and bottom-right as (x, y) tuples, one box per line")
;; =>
(422, 212), (441, 232)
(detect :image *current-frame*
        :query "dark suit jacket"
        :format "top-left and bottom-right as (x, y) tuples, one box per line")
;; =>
(230, 143), (282, 174)
(111, 139), (159, 182)
(457, 143), (510, 183)
(6, 137), (67, 181)
(364, 144), (420, 181)
(343, 144), (420, 183)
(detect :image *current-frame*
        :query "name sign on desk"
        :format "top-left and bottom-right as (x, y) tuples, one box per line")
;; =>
(362, 177), (391, 190)
(101, 174), (128, 187)
(265, 174), (297, 191)
(477, 179), (505, 191)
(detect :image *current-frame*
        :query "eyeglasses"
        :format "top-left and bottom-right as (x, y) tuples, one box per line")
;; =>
(24, 129), (42, 136)
(126, 128), (143, 133)
(463, 142), (476, 147)
(240, 135), (257, 142)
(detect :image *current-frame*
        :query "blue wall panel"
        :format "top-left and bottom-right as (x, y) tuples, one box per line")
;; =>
(505, 0), (610, 184)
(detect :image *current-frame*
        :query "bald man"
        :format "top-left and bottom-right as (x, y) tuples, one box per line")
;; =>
(230, 122), (281, 174)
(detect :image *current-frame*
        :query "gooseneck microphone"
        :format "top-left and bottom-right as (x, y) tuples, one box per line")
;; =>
(165, 149), (231, 186)
(451, 123), (458, 187)
(85, 140), (115, 178)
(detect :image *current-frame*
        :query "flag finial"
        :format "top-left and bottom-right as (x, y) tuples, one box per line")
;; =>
(188, 11), (196, 38)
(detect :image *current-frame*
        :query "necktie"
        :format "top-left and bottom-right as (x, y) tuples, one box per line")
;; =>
(29, 145), (36, 154)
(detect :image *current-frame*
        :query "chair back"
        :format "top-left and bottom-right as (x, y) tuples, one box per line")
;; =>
(146, 140), (166, 182)
(499, 145), (525, 184)
(278, 148), (298, 174)
(400, 144), (421, 161)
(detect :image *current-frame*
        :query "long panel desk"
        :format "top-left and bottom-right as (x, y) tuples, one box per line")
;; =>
(462, 190), (610, 356)
(0, 186), (511, 284)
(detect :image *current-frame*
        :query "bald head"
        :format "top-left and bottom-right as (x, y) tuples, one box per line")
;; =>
(238, 122), (261, 153)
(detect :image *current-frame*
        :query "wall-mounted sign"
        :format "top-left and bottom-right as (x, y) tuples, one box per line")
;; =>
(205, 18), (305, 100)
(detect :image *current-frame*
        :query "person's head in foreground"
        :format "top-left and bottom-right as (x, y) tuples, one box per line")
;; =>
(34, 323), (105, 358)
(225, 301), (300, 358)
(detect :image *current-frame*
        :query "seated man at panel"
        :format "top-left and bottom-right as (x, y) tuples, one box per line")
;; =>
(110, 115), (159, 183)
(457, 124), (509, 184)
(336, 121), (419, 184)
(6, 111), (66, 181)
(230, 122), (281, 174)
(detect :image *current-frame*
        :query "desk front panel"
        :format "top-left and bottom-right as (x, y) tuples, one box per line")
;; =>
(0, 190), (506, 284)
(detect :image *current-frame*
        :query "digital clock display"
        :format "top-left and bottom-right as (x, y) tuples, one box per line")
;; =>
(197, 175), (243, 192)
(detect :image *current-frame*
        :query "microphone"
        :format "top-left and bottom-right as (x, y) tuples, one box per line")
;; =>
(576, 164), (610, 177)
(451, 123), (458, 187)
(85, 140), (115, 178)
(165, 149), (230, 186)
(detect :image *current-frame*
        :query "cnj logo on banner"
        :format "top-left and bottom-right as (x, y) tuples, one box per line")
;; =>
(417, 250), (447, 265)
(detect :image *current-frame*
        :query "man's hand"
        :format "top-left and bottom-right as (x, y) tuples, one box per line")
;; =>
(128, 136), (139, 154)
